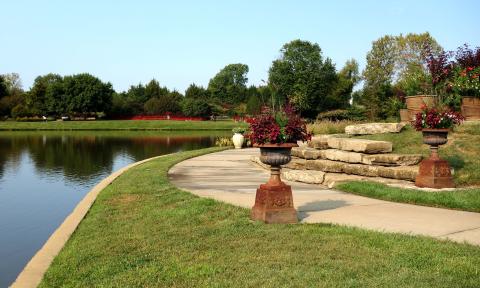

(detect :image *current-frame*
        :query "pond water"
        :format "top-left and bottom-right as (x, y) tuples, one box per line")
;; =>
(0, 130), (229, 287)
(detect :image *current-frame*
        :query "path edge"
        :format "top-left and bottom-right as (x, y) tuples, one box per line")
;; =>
(11, 154), (167, 288)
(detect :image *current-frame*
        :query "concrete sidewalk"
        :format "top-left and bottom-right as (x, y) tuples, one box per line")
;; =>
(168, 148), (480, 246)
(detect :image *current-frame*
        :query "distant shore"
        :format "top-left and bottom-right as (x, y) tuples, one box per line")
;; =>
(0, 120), (247, 131)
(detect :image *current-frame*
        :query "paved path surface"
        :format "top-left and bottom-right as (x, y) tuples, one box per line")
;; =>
(169, 148), (480, 246)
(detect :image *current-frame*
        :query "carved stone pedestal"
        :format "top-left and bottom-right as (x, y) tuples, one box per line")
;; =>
(251, 181), (298, 224)
(415, 158), (454, 188)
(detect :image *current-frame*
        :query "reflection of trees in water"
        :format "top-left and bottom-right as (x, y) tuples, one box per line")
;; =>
(0, 133), (216, 183)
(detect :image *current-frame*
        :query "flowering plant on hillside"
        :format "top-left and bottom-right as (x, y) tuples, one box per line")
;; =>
(412, 103), (464, 131)
(451, 66), (480, 97)
(247, 105), (311, 144)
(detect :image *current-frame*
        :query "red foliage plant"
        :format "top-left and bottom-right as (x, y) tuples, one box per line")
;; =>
(247, 105), (311, 144)
(412, 103), (464, 131)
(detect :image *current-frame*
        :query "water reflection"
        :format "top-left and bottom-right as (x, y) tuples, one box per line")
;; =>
(0, 131), (227, 287)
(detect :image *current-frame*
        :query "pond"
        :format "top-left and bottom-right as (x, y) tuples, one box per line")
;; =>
(0, 130), (229, 287)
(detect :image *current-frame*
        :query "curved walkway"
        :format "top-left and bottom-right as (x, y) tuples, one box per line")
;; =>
(169, 148), (480, 246)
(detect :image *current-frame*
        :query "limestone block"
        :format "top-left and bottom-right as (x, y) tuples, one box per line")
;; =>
(282, 169), (325, 184)
(322, 149), (364, 164)
(327, 138), (392, 154)
(345, 123), (406, 135)
(305, 159), (345, 173)
(362, 154), (423, 166)
(283, 158), (307, 170)
(377, 166), (419, 181)
(308, 134), (344, 149)
(342, 163), (379, 177)
(291, 147), (324, 160)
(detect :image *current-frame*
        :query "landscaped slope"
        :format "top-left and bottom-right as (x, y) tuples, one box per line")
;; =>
(40, 148), (480, 287)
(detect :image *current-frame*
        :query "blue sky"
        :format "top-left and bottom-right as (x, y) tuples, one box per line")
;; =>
(1, 0), (478, 93)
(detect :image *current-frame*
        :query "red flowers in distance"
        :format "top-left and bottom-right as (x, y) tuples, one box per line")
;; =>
(247, 105), (311, 144)
(412, 103), (464, 131)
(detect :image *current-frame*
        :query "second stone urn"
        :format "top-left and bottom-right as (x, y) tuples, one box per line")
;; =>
(251, 143), (298, 224)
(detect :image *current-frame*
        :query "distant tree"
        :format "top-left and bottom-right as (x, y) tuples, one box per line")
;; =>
(246, 94), (262, 115)
(181, 98), (211, 117)
(0, 73), (24, 117)
(145, 79), (169, 100)
(208, 63), (249, 104)
(0, 75), (7, 99)
(185, 83), (209, 99)
(125, 84), (147, 114)
(268, 39), (338, 118)
(144, 90), (183, 115)
(332, 59), (360, 108)
(361, 35), (397, 119)
(63, 73), (114, 116)
(27, 74), (63, 115)
(361, 33), (442, 119)
(110, 92), (134, 117)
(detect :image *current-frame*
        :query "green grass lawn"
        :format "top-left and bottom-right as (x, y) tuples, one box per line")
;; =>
(40, 148), (480, 287)
(0, 119), (247, 131)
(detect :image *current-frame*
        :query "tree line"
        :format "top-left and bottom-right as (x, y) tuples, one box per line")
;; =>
(2, 33), (460, 120)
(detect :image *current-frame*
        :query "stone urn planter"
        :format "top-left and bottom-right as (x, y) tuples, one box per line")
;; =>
(406, 95), (437, 120)
(232, 133), (245, 149)
(399, 109), (410, 122)
(461, 97), (480, 120)
(415, 128), (454, 188)
(251, 143), (298, 223)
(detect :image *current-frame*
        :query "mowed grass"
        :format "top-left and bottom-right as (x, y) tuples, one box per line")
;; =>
(337, 181), (480, 213)
(40, 148), (480, 287)
(307, 120), (360, 135)
(0, 119), (247, 131)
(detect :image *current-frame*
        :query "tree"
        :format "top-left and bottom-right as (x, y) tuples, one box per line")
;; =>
(125, 84), (147, 114)
(27, 74), (63, 115)
(208, 64), (249, 104)
(144, 90), (183, 115)
(185, 83), (209, 99)
(145, 79), (169, 100)
(268, 39), (338, 118)
(332, 59), (360, 108)
(63, 73), (114, 116)
(361, 35), (398, 119)
(0, 75), (7, 99)
(181, 98), (211, 117)
(360, 33), (442, 119)
(246, 94), (262, 115)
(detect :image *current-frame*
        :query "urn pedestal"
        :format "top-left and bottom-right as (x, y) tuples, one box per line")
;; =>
(415, 129), (454, 189)
(251, 143), (298, 224)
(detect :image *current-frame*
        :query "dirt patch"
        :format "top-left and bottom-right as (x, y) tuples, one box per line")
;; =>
(107, 194), (141, 206)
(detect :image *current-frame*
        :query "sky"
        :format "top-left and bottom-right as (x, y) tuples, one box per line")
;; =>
(1, 0), (478, 93)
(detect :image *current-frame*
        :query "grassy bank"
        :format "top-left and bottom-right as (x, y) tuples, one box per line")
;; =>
(334, 122), (480, 210)
(337, 181), (480, 213)
(0, 120), (247, 131)
(40, 148), (480, 287)
(353, 122), (480, 187)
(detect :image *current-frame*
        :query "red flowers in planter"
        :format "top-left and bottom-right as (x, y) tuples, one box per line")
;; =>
(247, 105), (311, 144)
(412, 104), (464, 131)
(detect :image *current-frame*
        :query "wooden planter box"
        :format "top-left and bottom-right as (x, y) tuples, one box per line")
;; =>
(406, 95), (437, 119)
(461, 97), (480, 121)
